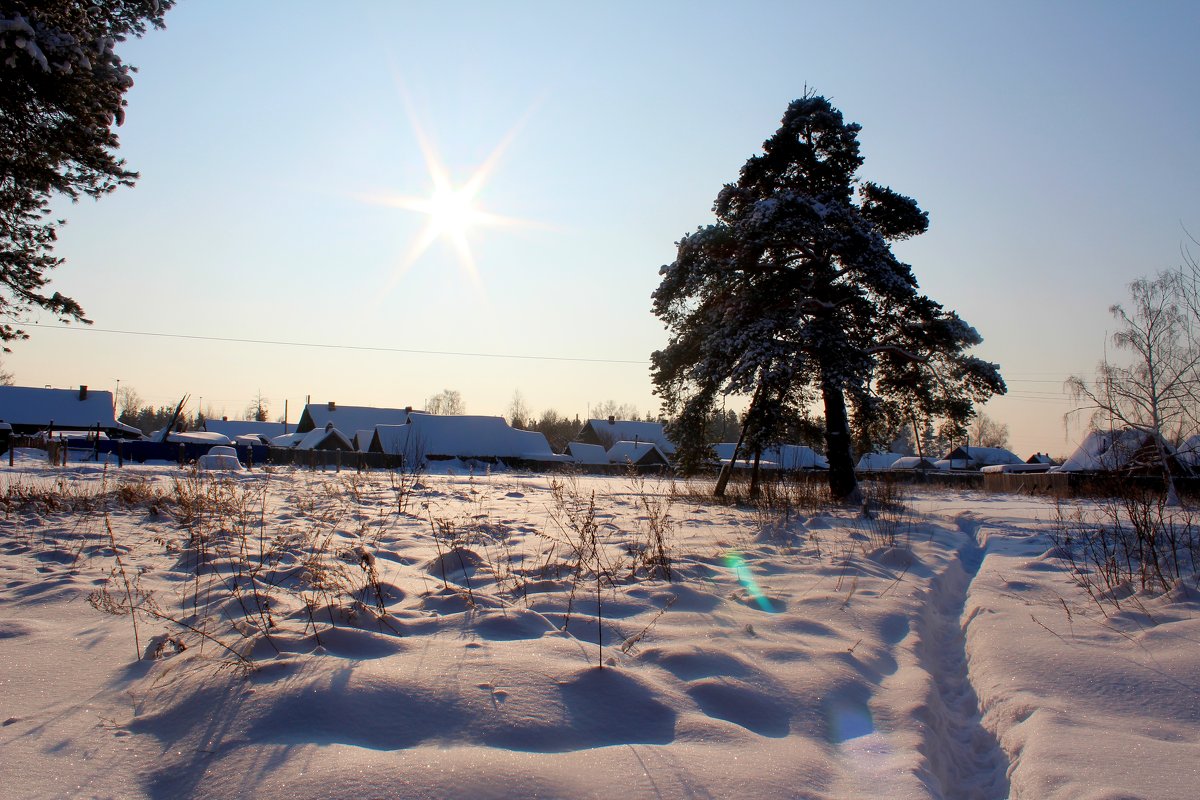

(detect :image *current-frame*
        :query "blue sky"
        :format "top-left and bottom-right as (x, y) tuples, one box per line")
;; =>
(12, 0), (1200, 455)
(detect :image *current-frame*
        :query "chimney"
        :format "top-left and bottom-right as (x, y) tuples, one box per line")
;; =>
(79, 385), (88, 400)
(328, 401), (336, 411)
(222, 416), (228, 421)
(608, 416), (615, 424)
(405, 406), (412, 414)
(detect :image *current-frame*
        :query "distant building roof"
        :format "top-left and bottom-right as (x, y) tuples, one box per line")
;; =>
(270, 431), (306, 448)
(576, 418), (675, 455)
(371, 415), (568, 462)
(296, 426), (354, 451)
(857, 452), (904, 471)
(0, 385), (140, 438)
(714, 443), (828, 470)
(565, 441), (609, 465)
(939, 446), (1024, 469)
(889, 456), (942, 471)
(204, 419), (287, 439)
(297, 402), (418, 434)
(606, 440), (670, 467)
(1056, 429), (1185, 474)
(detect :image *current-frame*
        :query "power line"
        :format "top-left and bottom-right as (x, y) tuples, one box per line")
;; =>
(25, 323), (649, 366)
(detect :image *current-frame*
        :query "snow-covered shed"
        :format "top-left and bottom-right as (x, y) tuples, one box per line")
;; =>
(575, 418), (676, 455)
(857, 452), (904, 471)
(371, 415), (567, 463)
(714, 443), (829, 470)
(607, 441), (670, 468)
(0, 385), (141, 438)
(297, 402), (418, 434)
(1056, 429), (1187, 474)
(204, 418), (287, 440)
(565, 441), (609, 466)
(935, 446), (1024, 471)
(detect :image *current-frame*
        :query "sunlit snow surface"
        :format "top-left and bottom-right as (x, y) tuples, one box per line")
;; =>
(1, 455), (1197, 799)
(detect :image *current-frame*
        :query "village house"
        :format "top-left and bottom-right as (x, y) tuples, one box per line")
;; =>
(0, 385), (141, 439)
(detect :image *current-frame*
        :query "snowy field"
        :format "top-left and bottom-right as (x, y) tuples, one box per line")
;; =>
(1, 456), (1197, 800)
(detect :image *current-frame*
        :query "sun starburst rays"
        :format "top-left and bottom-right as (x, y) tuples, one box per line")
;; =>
(358, 90), (542, 298)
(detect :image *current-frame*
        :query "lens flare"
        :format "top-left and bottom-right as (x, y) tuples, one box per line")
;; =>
(724, 551), (777, 613)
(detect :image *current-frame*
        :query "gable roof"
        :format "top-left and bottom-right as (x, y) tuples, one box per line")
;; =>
(353, 430), (375, 453)
(940, 445), (1023, 468)
(1176, 435), (1200, 468)
(296, 426), (354, 451)
(606, 440), (670, 466)
(371, 415), (566, 461)
(565, 441), (609, 465)
(576, 419), (675, 455)
(297, 403), (417, 434)
(1056, 429), (1184, 473)
(0, 386), (132, 434)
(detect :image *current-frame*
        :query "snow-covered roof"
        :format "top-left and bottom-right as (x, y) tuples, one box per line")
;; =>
(234, 434), (270, 447)
(0, 386), (121, 431)
(353, 430), (375, 453)
(606, 440), (670, 466)
(565, 441), (609, 465)
(889, 456), (942, 471)
(270, 432), (306, 448)
(1175, 435), (1200, 468)
(577, 419), (676, 455)
(154, 430), (232, 446)
(296, 427), (354, 451)
(1026, 453), (1057, 465)
(940, 446), (1024, 468)
(713, 443), (828, 470)
(204, 419), (287, 439)
(857, 452), (904, 471)
(371, 415), (566, 461)
(298, 403), (417, 434)
(1056, 429), (1179, 473)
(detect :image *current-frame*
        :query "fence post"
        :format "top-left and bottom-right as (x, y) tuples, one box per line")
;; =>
(336, 449), (341, 473)
(117, 440), (123, 468)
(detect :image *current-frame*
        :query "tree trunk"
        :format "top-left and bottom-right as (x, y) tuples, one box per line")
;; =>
(714, 420), (748, 498)
(821, 379), (859, 502)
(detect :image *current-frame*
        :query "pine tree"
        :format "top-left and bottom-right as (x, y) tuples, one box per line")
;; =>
(652, 94), (1004, 500)
(0, 1), (173, 343)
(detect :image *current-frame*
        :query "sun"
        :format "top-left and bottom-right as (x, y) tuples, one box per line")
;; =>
(357, 92), (541, 294)
(427, 185), (479, 239)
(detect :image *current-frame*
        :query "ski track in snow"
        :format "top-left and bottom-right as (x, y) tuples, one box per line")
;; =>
(913, 515), (1010, 800)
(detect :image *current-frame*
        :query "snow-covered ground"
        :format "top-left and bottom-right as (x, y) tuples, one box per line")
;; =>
(1, 456), (1196, 799)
